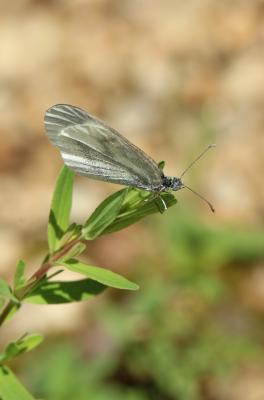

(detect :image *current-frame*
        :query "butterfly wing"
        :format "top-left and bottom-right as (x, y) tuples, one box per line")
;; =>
(44, 104), (163, 191)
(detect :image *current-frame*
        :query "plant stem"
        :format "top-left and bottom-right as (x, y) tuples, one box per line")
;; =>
(30, 236), (81, 281)
(0, 301), (16, 327)
(0, 236), (82, 327)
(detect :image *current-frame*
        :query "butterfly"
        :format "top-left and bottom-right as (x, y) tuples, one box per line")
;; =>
(45, 104), (215, 212)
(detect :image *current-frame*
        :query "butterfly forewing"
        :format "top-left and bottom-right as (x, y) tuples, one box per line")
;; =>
(45, 104), (163, 191)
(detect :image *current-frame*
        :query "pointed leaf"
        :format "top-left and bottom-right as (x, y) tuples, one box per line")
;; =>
(0, 334), (43, 363)
(62, 259), (139, 291)
(25, 279), (105, 304)
(48, 166), (74, 252)
(0, 365), (36, 400)
(82, 188), (128, 240)
(0, 279), (12, 299)
(0, 280), (19, 305)
(158, 160), (165, 170)
(14, 260), (26, 290)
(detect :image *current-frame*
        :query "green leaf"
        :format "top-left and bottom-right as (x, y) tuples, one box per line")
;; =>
(58, 223), (82, 248)
(0, 279), (12, 299)
(14, 260), (26, 290)
(0, 280), (19, 306)
(104, 188), (177, 235)
(83, 187), (176, 239)
(82, 188), (128, 240)
(48, 166), (74, 252)
(0, 365), (36, 400)
(59, 242), (87, 262)
(158, 160), (165, 170)
(25, 279), (106, 304)
(0, 333), (43, 363)
(62, 259), (139, 291)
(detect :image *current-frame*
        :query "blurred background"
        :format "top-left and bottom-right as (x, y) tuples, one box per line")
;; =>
(1, 1), (264, 399)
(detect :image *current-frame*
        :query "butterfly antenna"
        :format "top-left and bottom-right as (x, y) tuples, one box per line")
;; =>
(180, 144), (216, 179)
(183, 184), (215, 213)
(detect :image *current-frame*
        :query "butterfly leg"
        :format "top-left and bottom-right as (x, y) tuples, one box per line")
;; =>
(154, 193), (167, 213)
(157, 195), (167, 211)
(143, 191), (167, 213)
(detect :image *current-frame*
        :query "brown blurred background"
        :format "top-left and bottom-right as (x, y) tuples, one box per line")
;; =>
(1, 1), (264, 399)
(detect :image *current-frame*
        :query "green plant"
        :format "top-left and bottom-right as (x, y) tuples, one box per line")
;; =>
(19, 212), (264, 400)
(0, 166), (176, 399)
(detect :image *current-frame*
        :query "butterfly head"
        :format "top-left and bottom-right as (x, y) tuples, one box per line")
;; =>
(171, 177), (184, 192)
(162, 176), (184, 191)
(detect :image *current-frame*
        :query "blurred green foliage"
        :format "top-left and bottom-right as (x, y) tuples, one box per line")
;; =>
(20, 211), (264, 400)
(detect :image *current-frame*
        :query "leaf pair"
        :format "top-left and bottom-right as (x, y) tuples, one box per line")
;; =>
(25, 259), (138, 305)
(0, 334), (43, 363)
